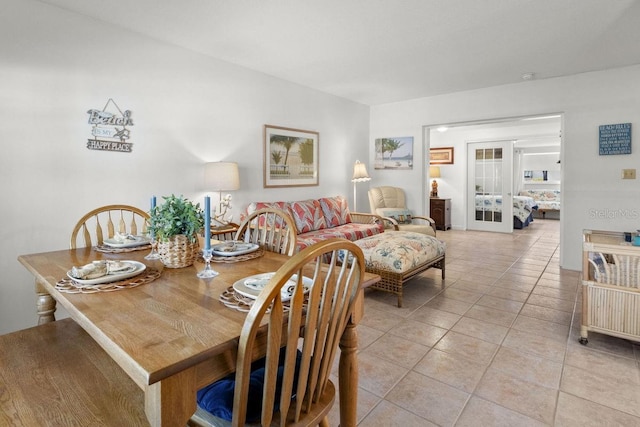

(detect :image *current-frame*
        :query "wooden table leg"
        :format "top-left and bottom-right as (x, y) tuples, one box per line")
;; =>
(339, 289), (364, 427)
(145, 368), (196, 426)
(35, 279), (56, 324)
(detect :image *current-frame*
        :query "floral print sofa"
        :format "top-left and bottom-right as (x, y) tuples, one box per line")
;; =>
(244, 195), (385, 251)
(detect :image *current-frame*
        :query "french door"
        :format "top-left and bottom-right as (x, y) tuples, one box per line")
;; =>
(467, 140), (513, 233)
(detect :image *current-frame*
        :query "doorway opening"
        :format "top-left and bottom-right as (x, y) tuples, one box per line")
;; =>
(424, 114), (562, 232)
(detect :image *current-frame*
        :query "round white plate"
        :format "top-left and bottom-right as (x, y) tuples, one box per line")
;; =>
(211, 241), (259, 257)
(67, 261), (146, 285)
(233, 272), (312, 302)
(103, 236), (151, 248)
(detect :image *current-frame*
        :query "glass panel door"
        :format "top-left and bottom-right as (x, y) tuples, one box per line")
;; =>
(467, 140), (513, 232)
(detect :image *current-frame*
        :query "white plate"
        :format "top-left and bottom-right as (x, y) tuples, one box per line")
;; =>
(103, 236), (151, 248)
(67, 261), (146, 285)
(233, 272), (312, 302)
(211, 241), (259, 257)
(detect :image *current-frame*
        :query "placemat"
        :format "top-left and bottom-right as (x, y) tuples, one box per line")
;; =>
(95, 244), (152, 254)
(56, 268), (161, 294)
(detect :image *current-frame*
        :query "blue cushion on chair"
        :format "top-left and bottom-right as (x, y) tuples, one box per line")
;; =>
(196, 349), (301, 422)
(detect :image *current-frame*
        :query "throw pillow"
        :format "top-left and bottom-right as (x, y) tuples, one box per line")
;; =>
(243, 201), (290, 227)
(289, 199), (327, 233)
(377, 208), (413, 224)
(319, 196), (352, 227)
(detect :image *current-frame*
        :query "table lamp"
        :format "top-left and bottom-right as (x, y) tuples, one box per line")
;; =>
(205, 161), (240, 225)
(429, 166), (441, 197)
(351, 160), (371, 211)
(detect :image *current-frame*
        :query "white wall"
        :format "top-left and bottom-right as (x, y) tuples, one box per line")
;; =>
(522, 152), (562, 190)
(371, 66), (640, 272)
(0, 0), (369, 334)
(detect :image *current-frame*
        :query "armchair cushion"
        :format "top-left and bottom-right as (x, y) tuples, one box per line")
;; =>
(377, 208), (413, 224)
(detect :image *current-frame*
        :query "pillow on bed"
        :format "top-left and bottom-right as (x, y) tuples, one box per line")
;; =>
(377, 208), (413, 224)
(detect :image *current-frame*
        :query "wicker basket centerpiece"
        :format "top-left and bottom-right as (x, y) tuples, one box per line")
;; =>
(157, 234), (199, 268)
(149, 195), (204, 268)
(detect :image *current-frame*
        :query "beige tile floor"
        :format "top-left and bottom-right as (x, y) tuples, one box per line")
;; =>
(328, 219), (640, 426)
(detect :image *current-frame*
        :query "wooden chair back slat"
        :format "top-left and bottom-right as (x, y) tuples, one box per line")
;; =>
(70, 205), (150, 249)
(234, 208), (297, 255)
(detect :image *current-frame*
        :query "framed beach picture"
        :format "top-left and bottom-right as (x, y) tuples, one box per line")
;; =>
(264, 125), (319, 188)
(374, 136), (414, 170)
(430, 147), (454, 165)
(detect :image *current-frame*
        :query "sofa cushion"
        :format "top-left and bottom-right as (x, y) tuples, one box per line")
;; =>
(377, 208), (413, 224)
(289, 199), (327, 233)
(296, 223), (383, 251)
(319, 196), (352, 227)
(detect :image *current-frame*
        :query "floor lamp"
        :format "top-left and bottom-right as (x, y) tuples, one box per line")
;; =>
(351, 160), (371, 211)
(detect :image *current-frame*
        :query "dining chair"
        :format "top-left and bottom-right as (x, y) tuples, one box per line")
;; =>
(234, 207), (298, 256)
(70, 204), (150, 249)
(368, 186), (437, 236)
(191, 238), (366, 427)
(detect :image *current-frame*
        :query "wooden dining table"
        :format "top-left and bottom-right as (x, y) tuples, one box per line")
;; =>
(18, 245), (379, 426)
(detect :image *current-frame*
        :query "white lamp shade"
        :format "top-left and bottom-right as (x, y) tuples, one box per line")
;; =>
(429, 166), (441, 178)
(205, 162), (240, 191)
(352, 160), (371, 182)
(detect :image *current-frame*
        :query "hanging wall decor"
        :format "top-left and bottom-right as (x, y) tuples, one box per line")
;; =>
(86, 98), (134, 153)
(263, 124), (319, 188)
(429, 146), (454, 165)
(599, 123), (631, 155)
(374, 136), (414, 169)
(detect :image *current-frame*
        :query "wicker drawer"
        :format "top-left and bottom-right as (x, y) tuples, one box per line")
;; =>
(580, 229), (640, 344)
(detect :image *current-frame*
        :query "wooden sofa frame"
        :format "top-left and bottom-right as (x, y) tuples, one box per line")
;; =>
(369, 253), (445, 307)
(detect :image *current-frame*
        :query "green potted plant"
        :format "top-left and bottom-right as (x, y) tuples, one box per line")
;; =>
(149, 194), (205, 268)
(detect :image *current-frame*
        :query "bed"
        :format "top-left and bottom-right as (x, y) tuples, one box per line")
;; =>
(475, 195), (538, 229)
(518, 189), (561, 219)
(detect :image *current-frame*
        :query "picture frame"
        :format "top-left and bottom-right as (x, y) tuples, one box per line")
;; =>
(374, 136), (414, 170)
(264, 124), (319, 188)
(430, 146), (454, 165)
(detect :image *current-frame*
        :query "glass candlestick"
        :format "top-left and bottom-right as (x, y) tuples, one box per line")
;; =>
(144, 235), (161, 260)
(197, 248), (218, 278)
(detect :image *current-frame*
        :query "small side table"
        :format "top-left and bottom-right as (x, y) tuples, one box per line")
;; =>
(211, 223), (239, 241)
(430, 198), (451, 231)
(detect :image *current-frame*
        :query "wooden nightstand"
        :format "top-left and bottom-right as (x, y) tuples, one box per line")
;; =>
(430, 198), (451, 230)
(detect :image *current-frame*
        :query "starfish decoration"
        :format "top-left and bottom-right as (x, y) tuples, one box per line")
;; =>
(113, 127), (130, 142)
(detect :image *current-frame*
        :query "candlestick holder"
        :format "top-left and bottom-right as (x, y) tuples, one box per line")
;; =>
(197, 248), (218, 279)
(144, 236), (161, 260)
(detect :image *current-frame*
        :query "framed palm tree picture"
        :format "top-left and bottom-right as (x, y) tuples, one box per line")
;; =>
(264, 125), (319, 187)
(374, 136), (414, 169)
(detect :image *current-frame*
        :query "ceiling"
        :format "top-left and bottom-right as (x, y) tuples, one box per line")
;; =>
(38, 0), (640, 105)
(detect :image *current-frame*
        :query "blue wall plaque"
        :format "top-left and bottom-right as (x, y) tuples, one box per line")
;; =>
(599, 123), (631, 155)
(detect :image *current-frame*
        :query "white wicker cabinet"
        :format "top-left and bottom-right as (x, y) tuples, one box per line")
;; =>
(580, 229), (640, 344)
